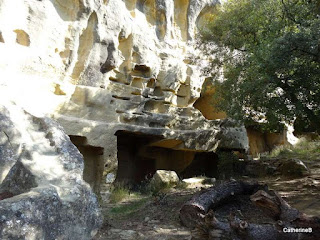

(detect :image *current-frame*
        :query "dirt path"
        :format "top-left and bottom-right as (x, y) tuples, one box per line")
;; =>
(261, 161), (320, 217)
(94, 188), (197, 240)
(94, 162), (320, 240)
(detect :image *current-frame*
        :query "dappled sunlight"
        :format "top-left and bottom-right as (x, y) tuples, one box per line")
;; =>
(0, 68), (75, 118)
(261, 165), (320, 217)
(285, 123), (299, 145)
(95, 183), (196, 240)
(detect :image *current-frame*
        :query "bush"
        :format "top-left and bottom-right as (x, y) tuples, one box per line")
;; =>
(217, 151), (243, 179)
(109, 185), (130, 203)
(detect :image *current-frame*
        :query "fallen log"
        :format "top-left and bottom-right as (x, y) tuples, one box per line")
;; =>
(250, 189), (320, 240)
(192, 210), (297, 240)
(250, 189), (300, 221)
(180, 180), (320, 240)
(179, 180), (262, 228)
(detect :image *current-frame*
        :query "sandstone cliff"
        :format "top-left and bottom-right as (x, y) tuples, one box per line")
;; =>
(0, 0), (248, 191)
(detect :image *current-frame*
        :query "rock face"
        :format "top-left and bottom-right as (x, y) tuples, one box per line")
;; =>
(0, 100), (102, 239)
(0, 0), (248, 190)
(246, 128), (290, 157)
(194, 80), (294, 157)
(150, 170), (180, 189)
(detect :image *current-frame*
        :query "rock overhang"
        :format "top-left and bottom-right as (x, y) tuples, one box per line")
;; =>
(0, 0), (250, 238)
(0, 0), (246, 196)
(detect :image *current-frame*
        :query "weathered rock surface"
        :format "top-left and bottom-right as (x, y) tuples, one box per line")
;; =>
(244, 158), (310, 178)
(246, 127), (290, 157)
(150, 170), (180, 188)
(0, 100), (102, 240)
(0, 0), (249, 190)
(0, 105), (22, 183)
(193, 79), (298, 157)
(278, 158), (310, 177)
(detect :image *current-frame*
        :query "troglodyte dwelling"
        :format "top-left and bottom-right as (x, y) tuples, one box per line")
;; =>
(0, 0), (249, 238)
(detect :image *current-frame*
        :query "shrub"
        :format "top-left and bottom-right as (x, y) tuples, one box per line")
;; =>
(109, 185), (130, 203)
(217, 151), (242, 179)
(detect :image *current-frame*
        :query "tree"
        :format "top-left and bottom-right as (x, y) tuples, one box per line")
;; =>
(199, 0), (320, 133)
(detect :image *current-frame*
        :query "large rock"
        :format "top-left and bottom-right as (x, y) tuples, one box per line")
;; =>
(149, 170), (180, 191)
(0, 104), (21, 183)
(244, 158), (310, 178)
(278, 158), (310, 177)
(151, 170), (180, 185)
(0, 0), (249, 188)
(0, 100), (102, 240)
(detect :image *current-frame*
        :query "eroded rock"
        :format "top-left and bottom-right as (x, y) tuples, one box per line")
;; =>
(0, 0), (249, 191)
(244, 158), (310, 178)
(0, 101), (102, 240)
(150, 170), (180, 188)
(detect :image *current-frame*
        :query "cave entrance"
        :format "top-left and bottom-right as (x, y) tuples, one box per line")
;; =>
(115, 131), (219, 184)
(115, 131), (160, 184)
(69, 135), (104, 196)
(180, 152), (218, 179)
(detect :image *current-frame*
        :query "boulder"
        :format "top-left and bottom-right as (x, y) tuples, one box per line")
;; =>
(243, 158), (310, 178)
(278, 158), (310, 177)
(0, 105), (21, 183)
(0, 101), (102, 240)
(150, 170), (180, 190)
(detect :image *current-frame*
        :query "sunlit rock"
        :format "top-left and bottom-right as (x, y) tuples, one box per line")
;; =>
(0, 100), (102, 239)
(151, 170), (180, 186)
(0, 0), (248, 191)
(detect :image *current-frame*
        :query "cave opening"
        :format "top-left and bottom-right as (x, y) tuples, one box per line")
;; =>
(115, 131), (219, 185)
(69, 135), (104, 196)
(180, 152), (218, 179)
(115, 131), (160, 184)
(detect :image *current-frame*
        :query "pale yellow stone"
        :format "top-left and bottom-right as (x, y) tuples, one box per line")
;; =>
(0, 0), (249, 182)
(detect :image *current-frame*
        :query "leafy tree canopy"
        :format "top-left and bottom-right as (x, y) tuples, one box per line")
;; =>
(199, 0), (320, 133)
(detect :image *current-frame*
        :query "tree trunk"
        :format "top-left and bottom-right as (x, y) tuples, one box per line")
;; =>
(180, 180), (320, 240)
(179, 180), (261, 228)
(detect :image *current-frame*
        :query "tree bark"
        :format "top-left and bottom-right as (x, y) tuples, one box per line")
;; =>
(180, 180), (320, 240)
(179, 180), (261, 228)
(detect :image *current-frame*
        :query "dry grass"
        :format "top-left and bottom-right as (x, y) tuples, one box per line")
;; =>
(109, 186), (131, 203)
(269, 138), (320, 161)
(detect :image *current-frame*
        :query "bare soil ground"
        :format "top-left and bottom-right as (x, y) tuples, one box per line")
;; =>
(261, 160), (320, 217)
(94, 184), (201, 240)
(94, 161), (320, 240)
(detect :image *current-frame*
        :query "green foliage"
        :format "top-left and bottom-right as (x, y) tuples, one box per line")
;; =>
(147, 181), (176, 195)
(200, 0), (320, 132)
(109, 198), (149, 216)
(175, 181), (188, 189)
(217, 151), (242, 179)
(109, 185), (131, 203)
